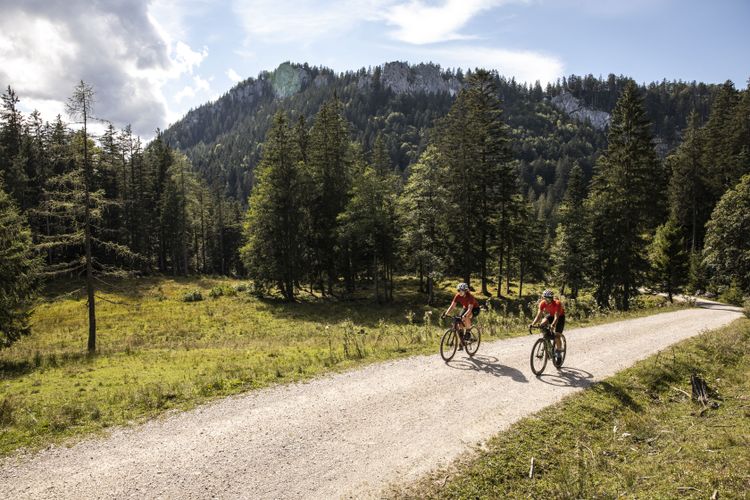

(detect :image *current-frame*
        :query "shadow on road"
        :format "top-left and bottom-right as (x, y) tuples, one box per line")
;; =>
(446, 355), (528, 383)
(536, 366), (594, 388)
(695, 300), (743, 313)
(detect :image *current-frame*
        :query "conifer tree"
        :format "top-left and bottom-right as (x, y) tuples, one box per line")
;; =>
(551, 164), (588, 298)
(647, 217), (688, 301)
(0, 86), (27, 206)
(242, 112), (304, 300)
(586, 81), (664, 309)
(437, 70), (513, 292)
(667, 111), (710, 252)
(0, 178), (41, 347)
(397, 146), (451, 304)
(304, 98), (351, 295)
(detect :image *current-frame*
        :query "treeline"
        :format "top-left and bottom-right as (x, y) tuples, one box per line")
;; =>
(0, 83), (243, 348)
(244, 73), (750, 309)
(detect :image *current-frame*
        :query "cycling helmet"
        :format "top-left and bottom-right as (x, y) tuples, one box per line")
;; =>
(542, 289), (554, 299)
(457, 282), (469, 292)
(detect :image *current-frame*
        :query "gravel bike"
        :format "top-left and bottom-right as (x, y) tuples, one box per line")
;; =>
(529, 324), (567, 375)
(440, 315), (481, 361)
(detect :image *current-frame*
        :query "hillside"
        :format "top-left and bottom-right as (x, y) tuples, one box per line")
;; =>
(162, 62), (721, 211)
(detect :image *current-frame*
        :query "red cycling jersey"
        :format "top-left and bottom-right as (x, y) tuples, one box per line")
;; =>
(539, 298), (565, 317)
(451, 292), (479, 310)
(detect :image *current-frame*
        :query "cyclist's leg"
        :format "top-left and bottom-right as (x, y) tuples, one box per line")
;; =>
(554, 316), (565, 350)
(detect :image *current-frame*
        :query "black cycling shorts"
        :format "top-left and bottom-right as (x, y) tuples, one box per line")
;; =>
(545, 314), (565, 334)
(462, 306), (480, 318)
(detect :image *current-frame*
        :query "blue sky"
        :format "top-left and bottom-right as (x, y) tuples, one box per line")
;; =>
(1, 0), (747, 138)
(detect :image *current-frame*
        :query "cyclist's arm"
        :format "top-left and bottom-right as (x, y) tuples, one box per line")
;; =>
(443, 298), (457, 317)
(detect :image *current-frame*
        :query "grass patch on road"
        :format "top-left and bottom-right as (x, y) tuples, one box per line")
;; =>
(393, 319), (750, 499)
(0, 277), (688, 457)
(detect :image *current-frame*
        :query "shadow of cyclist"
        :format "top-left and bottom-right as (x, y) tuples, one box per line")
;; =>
(536, 367), (594, 388)
(445, 355), (528, 383)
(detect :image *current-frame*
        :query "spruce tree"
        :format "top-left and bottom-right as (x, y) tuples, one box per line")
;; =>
(551, 164), (588, 297)
(437, 70), (513, 292)
(397, 146), (451, 304)
(647, 217), (688, 301)
(0, 178), (41, 347)
(586, 81), (664, 309)
(241, 112), (304, 300)
(304, 98), (351, 295)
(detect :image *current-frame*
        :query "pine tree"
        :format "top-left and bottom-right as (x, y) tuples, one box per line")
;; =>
(397, 146), (451, 304)
(241, 112), (304, 300)
(0, 177), (41, 347)
(647, 217), (688, 301)
(703, 174), (750, 293)
(586, 81), (664, 309)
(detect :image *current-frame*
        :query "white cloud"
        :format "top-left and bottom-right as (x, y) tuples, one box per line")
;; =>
(232, 0), (386, 45)
(0, 1), (210, 138)
(383, 0), (517, 45)
(226, 68), (243, 83)
(418, 45), (564, 83)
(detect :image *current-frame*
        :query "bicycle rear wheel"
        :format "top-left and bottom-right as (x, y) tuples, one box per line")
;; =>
(553, 334), (567, 368)
(530, 338), (548, 375)
(440, 329), (458, 362)
(464, 325), (481, 357)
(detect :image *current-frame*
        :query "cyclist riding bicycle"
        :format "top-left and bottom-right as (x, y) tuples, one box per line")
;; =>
(530, 289), (566, 365)
(441, 283), (480, 350)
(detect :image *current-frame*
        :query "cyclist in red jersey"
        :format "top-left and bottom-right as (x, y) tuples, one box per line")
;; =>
(530, 289), (566, 364)
(441, 283), (480, 349)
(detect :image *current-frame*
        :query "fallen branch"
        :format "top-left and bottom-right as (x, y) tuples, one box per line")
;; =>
(529, 457), (535, 479)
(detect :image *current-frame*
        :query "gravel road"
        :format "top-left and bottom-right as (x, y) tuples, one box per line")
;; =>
(0, 300), (741, 499)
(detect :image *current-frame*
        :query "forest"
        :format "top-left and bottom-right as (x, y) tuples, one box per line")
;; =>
(1, 62), (749, 350)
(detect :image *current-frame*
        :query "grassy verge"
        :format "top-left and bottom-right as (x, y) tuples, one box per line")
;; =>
(392, 319), (750, 499)
(0, 277), (689, 457)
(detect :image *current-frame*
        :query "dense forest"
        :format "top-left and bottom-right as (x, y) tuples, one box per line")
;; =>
(1, 61), (749, 349)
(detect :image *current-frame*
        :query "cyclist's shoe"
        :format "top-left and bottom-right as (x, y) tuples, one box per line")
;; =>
(553, 351), (562, 366)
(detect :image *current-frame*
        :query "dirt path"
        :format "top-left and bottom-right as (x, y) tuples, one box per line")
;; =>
(0, 301), (741, 499)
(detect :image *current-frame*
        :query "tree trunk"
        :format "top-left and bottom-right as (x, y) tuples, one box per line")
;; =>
(82, 107), (96, 353)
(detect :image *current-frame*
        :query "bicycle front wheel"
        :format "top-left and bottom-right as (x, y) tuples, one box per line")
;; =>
(440, 329), (458, 362)
(530, 338), (548, 375)
(465, 325), (481, 357)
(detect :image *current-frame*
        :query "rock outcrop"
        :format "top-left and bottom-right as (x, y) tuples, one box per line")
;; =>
(550, 92), (610, 130)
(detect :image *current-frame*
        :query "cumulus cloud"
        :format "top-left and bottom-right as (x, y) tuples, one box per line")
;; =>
(226, 68), (243, 83)
(0, 0), (208, 137)
(382, 0), (517, 45)
(418, 45), (564, 83)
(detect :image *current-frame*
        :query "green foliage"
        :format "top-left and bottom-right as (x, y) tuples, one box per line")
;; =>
(397, 146), (451, 304)
(704, 174), (750, 293)
(586, 81), (665, 309)
(0, 178), (41, 347)
(182, 290), (203, 302)
(241, 112), (305, 300)
(647, 217), (688, 300)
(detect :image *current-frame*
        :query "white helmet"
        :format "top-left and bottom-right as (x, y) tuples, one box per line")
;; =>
(457, 282), (469, 292)
(542, 289), (554, 299)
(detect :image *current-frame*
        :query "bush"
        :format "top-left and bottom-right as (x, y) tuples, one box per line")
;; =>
(743, 299), (750, 319)
(182, 290), (204, 302)
(233, 283), (250, 293)
(719, 281), (745, 306)
(564, 296), (601, 320)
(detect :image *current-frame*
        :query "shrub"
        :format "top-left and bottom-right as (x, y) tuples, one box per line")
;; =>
(182, 290), (204, 302)
(719, 281), (745, 306)
(743, 299), (750, 319)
